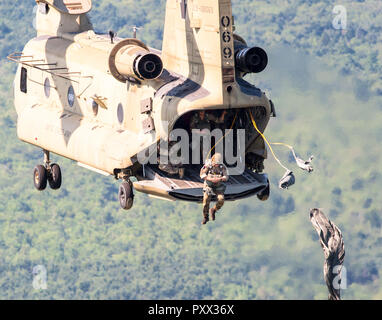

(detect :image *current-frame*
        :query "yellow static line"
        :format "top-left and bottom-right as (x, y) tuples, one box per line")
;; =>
(248, 111), (290, 172)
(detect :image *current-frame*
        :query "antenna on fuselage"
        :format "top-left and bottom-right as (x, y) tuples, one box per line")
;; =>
(109, 30), (116, 44)
(127, 26), (142, 39)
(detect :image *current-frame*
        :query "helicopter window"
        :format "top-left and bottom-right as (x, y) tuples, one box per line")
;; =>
(117, 103), (124, 124)
(20, 67), (27, 93)
(44, 78), (50, 98)
(92, 99), (98, 116)
(39, 3), (50, 14)
(67, 86), (75, 107)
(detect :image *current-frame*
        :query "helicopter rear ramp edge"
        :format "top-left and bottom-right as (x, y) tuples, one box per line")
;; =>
(134, 165), (269, 203)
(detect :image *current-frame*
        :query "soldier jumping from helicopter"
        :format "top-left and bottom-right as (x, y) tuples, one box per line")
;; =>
(199, 153), (228, 225)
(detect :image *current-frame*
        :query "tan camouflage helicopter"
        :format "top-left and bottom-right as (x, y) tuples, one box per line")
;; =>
(8, 0), (276, 210)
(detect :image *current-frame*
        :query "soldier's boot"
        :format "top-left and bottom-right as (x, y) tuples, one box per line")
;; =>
(209, 207), (217, 221)
(201, 212), (209, 225)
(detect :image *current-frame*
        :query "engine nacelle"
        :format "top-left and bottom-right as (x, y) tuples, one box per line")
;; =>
(109, 39), (163, 82)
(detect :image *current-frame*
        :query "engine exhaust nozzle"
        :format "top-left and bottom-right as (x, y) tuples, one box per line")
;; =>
(134, 53), (163, 80)
(235, 46), (268, 74)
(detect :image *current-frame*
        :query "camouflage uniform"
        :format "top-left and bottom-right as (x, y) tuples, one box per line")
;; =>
(200, 159), (228, 224)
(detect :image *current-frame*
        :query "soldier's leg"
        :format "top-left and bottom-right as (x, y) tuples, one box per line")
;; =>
(213, 192), (225, 211)
(216, 193), (225, 210)
(202, 191), (211, 224)
(209, 191), (224, 221)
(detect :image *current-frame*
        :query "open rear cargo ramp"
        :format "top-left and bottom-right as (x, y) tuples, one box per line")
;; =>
(134, 165), (269, 202)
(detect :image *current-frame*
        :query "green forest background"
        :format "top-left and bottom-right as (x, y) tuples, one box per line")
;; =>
(0, 0), (381, 299)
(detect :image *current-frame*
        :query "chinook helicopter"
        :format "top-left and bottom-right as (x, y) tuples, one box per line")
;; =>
(8, 0), (276, 210)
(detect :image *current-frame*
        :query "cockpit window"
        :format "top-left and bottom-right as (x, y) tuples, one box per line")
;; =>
(92, 99), (98, 116)
(117, 103), (124, 124)
(44, 78), (50, 98)
(39, 3), (50, 14)
(20, 67), (27, 93)
(67, 86), (75, 107)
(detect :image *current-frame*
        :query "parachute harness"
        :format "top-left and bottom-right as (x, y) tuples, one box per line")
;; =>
(248, 111), (314, 189)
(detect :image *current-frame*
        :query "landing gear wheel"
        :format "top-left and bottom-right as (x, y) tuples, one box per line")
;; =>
(257, 180), (270, 201)
(34, 165), (48, 191)
(119, 181), (134, 210)
(48, 163), (62, 190)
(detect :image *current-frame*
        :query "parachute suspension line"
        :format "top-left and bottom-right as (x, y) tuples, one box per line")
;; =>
(248, 111), (290, 172)
(248, 110), (314, 189)
(270, 142), (294, 150)
(205, 112), (238, 162)
(271, 142), (299, 163)
(270, 142), (314, 173)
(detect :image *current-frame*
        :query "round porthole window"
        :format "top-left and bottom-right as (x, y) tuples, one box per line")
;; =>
(92, 99), (99, 116)
(44, 78), (50, 98)
(117, 103), (124, 124)
(67, 86), (75, 107)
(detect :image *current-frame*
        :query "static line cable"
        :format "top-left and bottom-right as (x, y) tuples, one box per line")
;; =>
(270, 142), (314, 173)
(248, 111), (298, 189)
(248, 111), (290, 172)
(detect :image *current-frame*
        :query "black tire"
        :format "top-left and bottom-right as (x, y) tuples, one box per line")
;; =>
(34, 165), (47, 191)
(48, 163), (62, 190)
(119, 182), (134, 210)
(257, 180), (270, 201)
